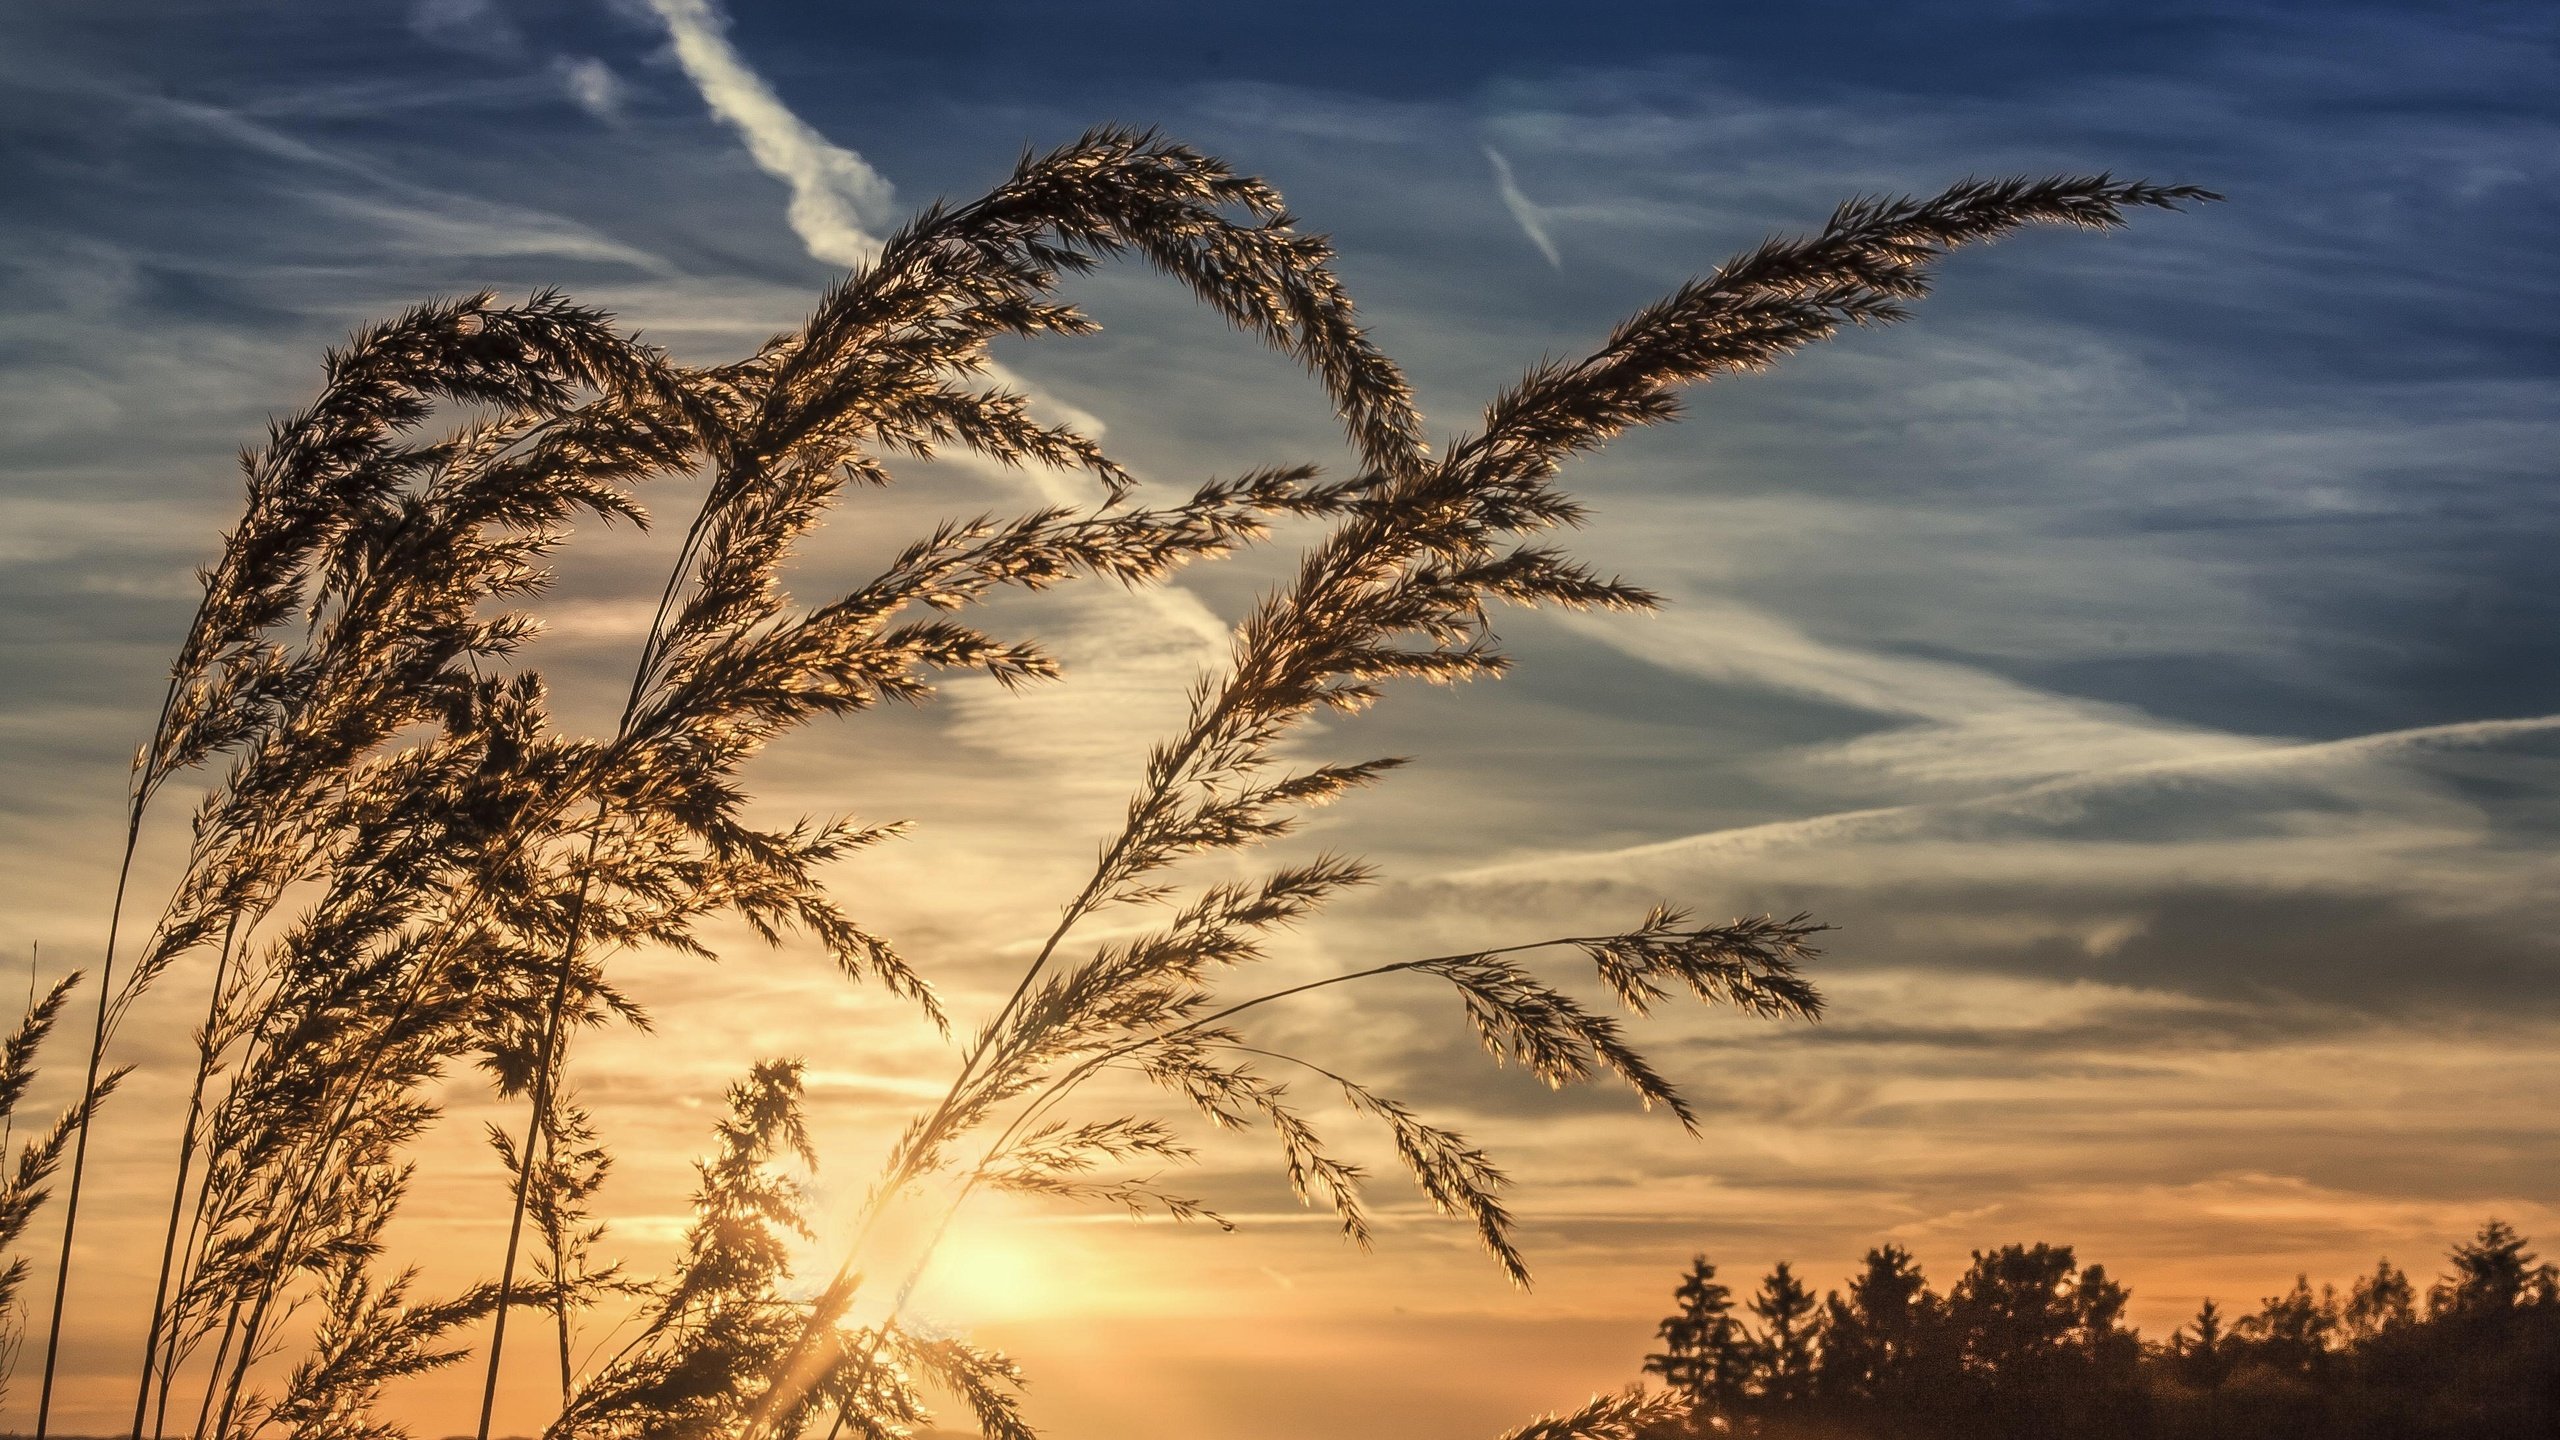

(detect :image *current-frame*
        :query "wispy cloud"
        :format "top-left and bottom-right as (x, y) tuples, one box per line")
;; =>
(1563, 599), (2266, 792)
(305, 189), (672, 271)
(95, 83), (679, 277)
(643, 0), (893, 266)
(1446, 710), (2560, 902)
(554, 55), (626, 124)
(1483, 145), (1561, 268)
(408, 0), (524, 59)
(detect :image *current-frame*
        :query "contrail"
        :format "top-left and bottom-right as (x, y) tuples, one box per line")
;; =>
(645, 0), (894, 266)
(1450, 711), (2560, 880)
(1484, 146), (1562, 268)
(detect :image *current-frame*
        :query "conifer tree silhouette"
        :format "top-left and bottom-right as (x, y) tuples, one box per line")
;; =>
(1647, 1255), (1753, 1419)
(2172, 1297), (2233, 1389)
(1747, 1261), (1819, 1407)
(2434, 1219), (2558, 1315)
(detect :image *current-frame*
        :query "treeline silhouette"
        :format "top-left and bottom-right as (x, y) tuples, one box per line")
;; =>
(1638, 1220), (2558, 1439)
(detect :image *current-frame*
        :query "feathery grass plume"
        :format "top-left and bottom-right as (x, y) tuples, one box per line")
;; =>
(98, 125), (1396, 1433)
(542, 1061), (837, 1437)
(478, 124), (1428, 1425)
(45, 130), (2207, 1439)
(749, 169), (2210, 1433)
(185, 687), (613, 1438)
(0, 972), (110, 1410)
(37, 290), (690, 1440)
(117, 300), (703, 1435)
(239, 1263), (508, 1440)
(160, 393), (1293, 1435)
(485, 1095), (622, 1399)
(1499, 1391), (1693, 1440)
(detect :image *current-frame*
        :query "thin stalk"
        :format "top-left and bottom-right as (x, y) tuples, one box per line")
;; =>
(201, 772), (615, 1436)
(889, 676), (1253, 1193)
(188, 1299), (239, 1440)
(908, 939), (1604, 1298)
(162, 398), (655, 1429)
(958, 688), (1243, 1084)
(154, 1130), (227, 1440)
(201, 803), (577, 1432)
(35, 802), (146, 1439)
(130, 917), (240, 1437)
(473, 824), (603, 1439)
(42, 580), (199, 1438)
(981, 954), (1452, 1188)
(547, 1109), (575, 1400)
(476, 472), (733, 1440)
(204, 821), (588, 1435)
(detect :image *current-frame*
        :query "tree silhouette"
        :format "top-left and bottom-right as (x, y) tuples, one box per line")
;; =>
(1747, 1261), (1819, 1407)
(1948, 1244), (2082, 1379)
(1944, 1244), (2143, 1437)
(1635, 1220), (2559, 1440)
(2432, 1219), (2558, 1316)
(2171, 1297), (2232, 1390)
(2077, 1263), (2139, 1368)
(2235, 1275), (2339, 1378)
(1647, 1255), (1753, 1420)
(1813, 1244), (1941, 1411)
(2343, 1257), (2415, 1341)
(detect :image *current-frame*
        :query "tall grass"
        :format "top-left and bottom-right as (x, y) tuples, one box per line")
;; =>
(2, 131), (2209, 1439)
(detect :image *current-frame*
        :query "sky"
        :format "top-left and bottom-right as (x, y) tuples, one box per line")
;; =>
(1, 0), (2557, 1435)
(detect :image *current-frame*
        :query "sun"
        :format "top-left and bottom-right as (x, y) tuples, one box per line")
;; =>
(788, 1182), (1065, 1331)
(905, 1216), (1064, 1326)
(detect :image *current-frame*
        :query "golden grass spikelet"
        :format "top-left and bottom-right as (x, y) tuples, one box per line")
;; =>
(1499, 1390), (1694, 1440)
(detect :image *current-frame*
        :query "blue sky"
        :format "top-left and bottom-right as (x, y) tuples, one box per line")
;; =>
(2, 1), (2556, 1435)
